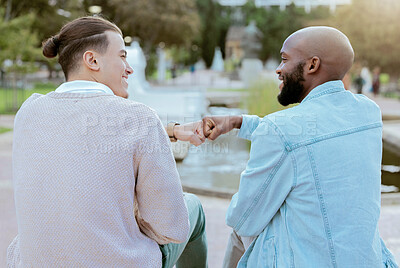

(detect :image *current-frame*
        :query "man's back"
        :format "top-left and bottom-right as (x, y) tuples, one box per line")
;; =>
(227, 81), (397, 267)
(272, 81), (383, 266)
(8, 91), (189, 267)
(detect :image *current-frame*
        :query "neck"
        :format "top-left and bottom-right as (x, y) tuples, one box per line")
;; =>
(301, 76), (337, 102)
(67, 71), (98, 83)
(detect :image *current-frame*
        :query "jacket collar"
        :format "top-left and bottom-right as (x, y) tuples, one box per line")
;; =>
(301, 80), (345, 103)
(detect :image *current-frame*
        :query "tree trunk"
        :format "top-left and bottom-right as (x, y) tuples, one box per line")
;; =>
(5, 0), (12, 21)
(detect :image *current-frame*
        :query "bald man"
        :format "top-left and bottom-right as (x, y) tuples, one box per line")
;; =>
(203, 27), (398, 267)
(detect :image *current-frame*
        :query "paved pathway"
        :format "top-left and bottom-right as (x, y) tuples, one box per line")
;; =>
(369, 94), (400, 118)
(0, 115), (14, 129)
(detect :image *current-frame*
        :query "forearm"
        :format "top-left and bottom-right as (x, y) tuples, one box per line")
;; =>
(165, 121), (205, 146)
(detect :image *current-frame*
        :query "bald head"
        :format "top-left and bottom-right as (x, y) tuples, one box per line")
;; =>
(283, 26), (354, 80)
(276, 26), (354, 105)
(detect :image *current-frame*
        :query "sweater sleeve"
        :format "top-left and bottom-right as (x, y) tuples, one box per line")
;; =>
(133, 109), (189, 245)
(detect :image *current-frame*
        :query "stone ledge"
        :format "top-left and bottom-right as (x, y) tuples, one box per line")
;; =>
(183, 183), (400, 206)
(382, 193), (400, 205)
(182, 183), (235, 199)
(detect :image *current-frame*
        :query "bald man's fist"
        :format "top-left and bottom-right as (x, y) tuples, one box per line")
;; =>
(202, 115), (242, 140)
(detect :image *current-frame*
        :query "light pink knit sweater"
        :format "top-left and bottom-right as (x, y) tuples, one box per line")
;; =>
(7, 92), (189, 267)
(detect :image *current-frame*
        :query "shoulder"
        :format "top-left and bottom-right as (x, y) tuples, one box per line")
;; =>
(16, 93), (47, 116)
(257, 105), (318, 147)
(22, 93), (46, 107)
(106, 96), (159, 120)
(262, 105), (311, 131)
(249, 113), (291, 150)
(355, 93), (381, 111)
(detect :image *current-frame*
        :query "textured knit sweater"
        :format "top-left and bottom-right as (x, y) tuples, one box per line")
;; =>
(7, 91), (189, 267)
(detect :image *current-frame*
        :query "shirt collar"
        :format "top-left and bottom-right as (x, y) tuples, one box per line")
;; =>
(54, 80), (114, 95)
(301, 80), (345, 103)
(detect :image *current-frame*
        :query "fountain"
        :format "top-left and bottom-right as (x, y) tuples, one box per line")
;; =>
(211, 47), (224, 72)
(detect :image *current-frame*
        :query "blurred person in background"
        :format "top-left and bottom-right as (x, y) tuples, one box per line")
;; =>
(373, 66), (381, 97)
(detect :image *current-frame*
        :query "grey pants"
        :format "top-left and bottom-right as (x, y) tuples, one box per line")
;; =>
(222, 230), (245, 268)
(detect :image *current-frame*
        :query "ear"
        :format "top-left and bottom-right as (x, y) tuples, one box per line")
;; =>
(307, 56), (320, 74)
(82, 51), (100, 71)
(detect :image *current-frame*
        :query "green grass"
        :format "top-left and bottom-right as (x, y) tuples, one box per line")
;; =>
(33, 82), (59, 91)
(0, 88), (54, 114)
(244, 79), (295, 117)
(0, 127), (12, 134)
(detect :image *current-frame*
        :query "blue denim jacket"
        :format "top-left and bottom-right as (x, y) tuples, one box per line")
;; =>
(227, 81), (398, 267)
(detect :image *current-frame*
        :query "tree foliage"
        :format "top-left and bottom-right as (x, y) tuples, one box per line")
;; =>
(329, 0), (400, 75)
(194, 0), (234, 68)
(112, 0), (200, 53)
(0, 9), (41, 73)
(1, 0), (86, 77)
(241, 2), (328, 62)
(1, 0), (85, 45)
(196, 0), (219, 67)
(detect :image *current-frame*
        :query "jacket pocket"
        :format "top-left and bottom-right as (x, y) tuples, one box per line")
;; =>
(262, 236), (277, 268)
(238, 234), (277, 268)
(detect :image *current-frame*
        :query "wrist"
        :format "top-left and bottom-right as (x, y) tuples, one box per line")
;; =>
(166, 122), (180, 142)
(173, 124), (182, 139)
(233, 116), (243, 129)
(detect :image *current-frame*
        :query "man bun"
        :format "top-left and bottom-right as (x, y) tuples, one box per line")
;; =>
(42, 36), (60, 58)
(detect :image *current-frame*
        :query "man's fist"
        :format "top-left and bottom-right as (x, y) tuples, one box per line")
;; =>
(202, 115), (242, 140)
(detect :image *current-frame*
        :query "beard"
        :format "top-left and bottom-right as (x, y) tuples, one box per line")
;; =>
(277, 62), (305, 106)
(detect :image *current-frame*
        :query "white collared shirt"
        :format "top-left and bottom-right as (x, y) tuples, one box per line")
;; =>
(55, 80), (114, 95)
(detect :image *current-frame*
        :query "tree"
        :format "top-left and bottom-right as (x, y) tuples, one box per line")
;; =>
(241, 2), (306, 62)
(329, 0), (400, 75)
(197, 0), (219, 67)
(0, 0), (84, 43)
(194, 0), (234, 68)
(111, 0), (200, 54)
(0, 9), (42, 110)
(0, 9), (41, 74)
(1, 0), (87, 78)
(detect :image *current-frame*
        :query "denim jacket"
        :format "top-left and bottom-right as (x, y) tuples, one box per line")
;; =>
(227, 81), (398, 267)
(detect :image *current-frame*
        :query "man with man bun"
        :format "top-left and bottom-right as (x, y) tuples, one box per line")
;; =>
(204, 26), (398, 267)
(7, 16), (207, 268)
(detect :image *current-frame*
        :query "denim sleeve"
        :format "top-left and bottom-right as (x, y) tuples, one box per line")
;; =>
(238, 115), (262, 141)
(227, 120), (295, 237)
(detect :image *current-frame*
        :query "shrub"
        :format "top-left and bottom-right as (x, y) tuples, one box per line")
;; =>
(245, 79), (295, 117)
